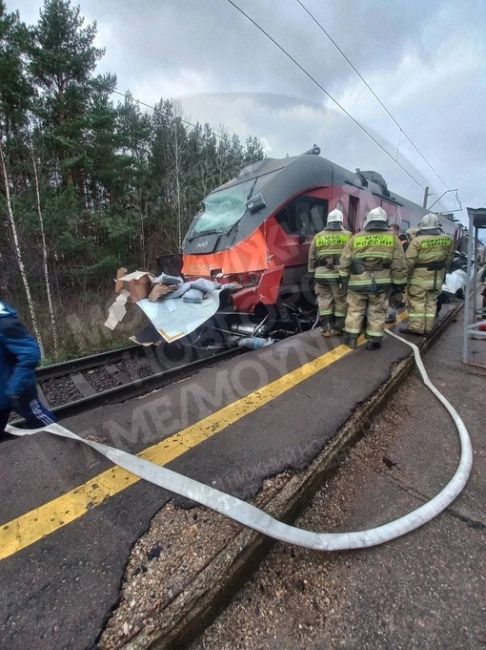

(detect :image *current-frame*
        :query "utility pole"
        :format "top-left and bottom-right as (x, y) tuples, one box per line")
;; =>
(422, 186), (429, 209)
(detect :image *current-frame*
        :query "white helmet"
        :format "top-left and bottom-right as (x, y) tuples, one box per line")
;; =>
(363, 206), (388, 230)
(419, 213), (440, 230)
(327, 209), (344, 225)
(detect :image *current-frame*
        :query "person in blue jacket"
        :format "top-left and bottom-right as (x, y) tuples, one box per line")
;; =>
(0, 300), (56, 436)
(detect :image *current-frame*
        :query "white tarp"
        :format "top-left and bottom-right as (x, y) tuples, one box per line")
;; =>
(442, 269), (466, 295)
(135, 290), (221, 343)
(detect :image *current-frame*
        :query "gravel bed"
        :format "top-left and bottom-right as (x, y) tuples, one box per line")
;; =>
(114, 357), (153, 381)
(40, 353), (154, 406)
(84, 366), (124, 392)
(189, 393), (405, 650)
(83, 355), (152, 392)
(39, 377), (84, 407)
(99, 471), (293, 649)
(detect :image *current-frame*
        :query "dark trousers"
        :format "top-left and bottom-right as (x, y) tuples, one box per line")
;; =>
(0, 388), (56, 434)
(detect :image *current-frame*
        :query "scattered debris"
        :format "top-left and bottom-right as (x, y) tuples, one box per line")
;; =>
(104, 268), (227, 345)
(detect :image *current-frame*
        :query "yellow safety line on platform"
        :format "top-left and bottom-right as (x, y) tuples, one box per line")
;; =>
(0, 345), (349, 560)
(0, 312), (408, 561)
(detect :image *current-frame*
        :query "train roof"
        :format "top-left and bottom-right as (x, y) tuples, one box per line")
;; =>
(215, 150), (423, 212)
(184, 150), (456, 254)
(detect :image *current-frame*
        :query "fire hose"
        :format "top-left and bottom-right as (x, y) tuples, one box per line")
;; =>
(6, 330), (473, 551)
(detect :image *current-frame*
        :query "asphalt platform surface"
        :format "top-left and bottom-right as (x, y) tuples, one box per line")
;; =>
(193, 313), (486, 650)
(0, 312), (453, 649)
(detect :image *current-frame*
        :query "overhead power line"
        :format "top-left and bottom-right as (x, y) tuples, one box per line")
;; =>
(295, 0), (450, 191)
(112, 89), (201, 131)
(226, 0), (426, 190)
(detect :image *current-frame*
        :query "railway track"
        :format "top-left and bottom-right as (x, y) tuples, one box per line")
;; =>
(34, 344), (243, 420)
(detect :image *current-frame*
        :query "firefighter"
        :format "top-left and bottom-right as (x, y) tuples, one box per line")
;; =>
(406, 227), (418, 243)
(385, 224), (407, 323)
(308, 208), (351, 336)
(0, 300), (56, 437)
(339, 207), (407, 350)
(400, 213), (454, 336)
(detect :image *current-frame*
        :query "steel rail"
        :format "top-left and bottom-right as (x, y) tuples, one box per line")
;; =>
(22, 347), (243, 422)
(36, 345), (139, 382)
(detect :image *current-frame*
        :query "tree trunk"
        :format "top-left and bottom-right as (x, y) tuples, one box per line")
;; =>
(0, 139), (45, 358)
(174, 124), (182, 252)
(138, 186), (146, 268)
(30, 140), (59, 358)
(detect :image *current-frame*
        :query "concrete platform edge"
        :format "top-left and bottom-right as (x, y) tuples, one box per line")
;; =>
(123, 304), (463, 650)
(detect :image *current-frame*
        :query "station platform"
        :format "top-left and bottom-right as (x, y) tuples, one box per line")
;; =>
(192, 311), (486, 650)
(0, 305), (460, 649)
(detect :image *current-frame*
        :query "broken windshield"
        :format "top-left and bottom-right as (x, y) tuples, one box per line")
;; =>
(189, 170), (278, 239)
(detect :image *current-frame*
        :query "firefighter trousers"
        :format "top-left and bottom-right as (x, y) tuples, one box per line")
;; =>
(344, 290), (388, 340)
(406, 286), (439, 334)
(315, 282), (347, 319)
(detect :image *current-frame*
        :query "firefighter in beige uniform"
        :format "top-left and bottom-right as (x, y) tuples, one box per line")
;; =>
(339, 207), (407, 350)
(401, 213), (454, 335)
(308, 209), (351, 336)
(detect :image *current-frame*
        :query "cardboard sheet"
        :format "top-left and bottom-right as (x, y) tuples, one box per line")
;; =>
(104, 290), (129, 330)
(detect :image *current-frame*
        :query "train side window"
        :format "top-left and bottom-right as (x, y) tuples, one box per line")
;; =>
(276, 197), (328, 236)
(401, 219), (411, 234)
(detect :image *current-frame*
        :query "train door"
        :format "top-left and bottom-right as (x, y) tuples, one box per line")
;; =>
(348, 195), (360, 233)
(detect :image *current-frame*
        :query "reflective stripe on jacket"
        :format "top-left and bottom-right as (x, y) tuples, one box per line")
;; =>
(406, 231), (454, 291)
(338, 230), (407, 293)
(308, 229), (351, 282)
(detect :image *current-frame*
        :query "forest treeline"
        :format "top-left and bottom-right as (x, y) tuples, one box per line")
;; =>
(0, 0), (264, 359)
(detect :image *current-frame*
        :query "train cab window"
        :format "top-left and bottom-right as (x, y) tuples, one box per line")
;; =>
(275, 197), (328, 237)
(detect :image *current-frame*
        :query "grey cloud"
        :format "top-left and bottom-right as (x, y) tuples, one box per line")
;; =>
(9, 0), (486, 217)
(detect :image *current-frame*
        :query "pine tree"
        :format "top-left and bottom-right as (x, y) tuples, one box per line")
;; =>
(28, 0), (110, 191)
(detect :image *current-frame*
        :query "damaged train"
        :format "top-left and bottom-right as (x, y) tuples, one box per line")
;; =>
(107, 146), (464, 359)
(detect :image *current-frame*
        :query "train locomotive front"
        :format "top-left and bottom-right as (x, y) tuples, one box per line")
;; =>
(181, 146), (336, 345)
(169, 146), (460, 350)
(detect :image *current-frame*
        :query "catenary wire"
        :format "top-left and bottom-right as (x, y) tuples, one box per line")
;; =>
(225, 0), (426, 190)
(112, 89), (225, 139)
(295, 0), (450, 191)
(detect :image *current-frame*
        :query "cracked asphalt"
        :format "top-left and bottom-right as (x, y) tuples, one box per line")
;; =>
(192, 314), (486, 650)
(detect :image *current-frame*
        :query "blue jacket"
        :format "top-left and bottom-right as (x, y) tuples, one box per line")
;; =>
(0, 302), (41, 409)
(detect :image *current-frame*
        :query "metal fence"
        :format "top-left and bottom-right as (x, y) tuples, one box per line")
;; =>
(463, 207), (486, 367)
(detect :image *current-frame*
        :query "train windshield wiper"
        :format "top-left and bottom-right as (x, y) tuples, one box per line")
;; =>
(188, 228), (223, 241)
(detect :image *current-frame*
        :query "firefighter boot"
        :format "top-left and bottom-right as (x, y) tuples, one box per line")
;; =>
(333, 316), (345, 335)
(320, 317), (333, 338)
(344, 333), (357, 349)
(365, 339), (382, 350)
(398, 326), (423, 337)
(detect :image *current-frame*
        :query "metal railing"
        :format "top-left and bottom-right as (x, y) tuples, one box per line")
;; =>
(463, 207), (486, 367)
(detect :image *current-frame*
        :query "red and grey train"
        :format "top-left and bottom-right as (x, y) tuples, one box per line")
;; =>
(177, 146), (460, 343)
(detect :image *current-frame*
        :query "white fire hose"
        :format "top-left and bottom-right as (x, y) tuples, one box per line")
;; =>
(6, 330), (472, 550)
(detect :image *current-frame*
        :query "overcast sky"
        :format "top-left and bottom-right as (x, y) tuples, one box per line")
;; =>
(9, 0), (486, 222)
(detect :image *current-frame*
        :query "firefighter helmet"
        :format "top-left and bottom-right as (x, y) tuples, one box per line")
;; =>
(363, 206), (388, 230)
(326, 209), (344, 230)
(419, 213), (440, 230)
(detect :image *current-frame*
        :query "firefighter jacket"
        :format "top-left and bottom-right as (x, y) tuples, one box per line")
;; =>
(308, 228), (352, 283)
(338, 229), (407, 293)
(0, 302), (41, 409)
(406, 229), (454, 291)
